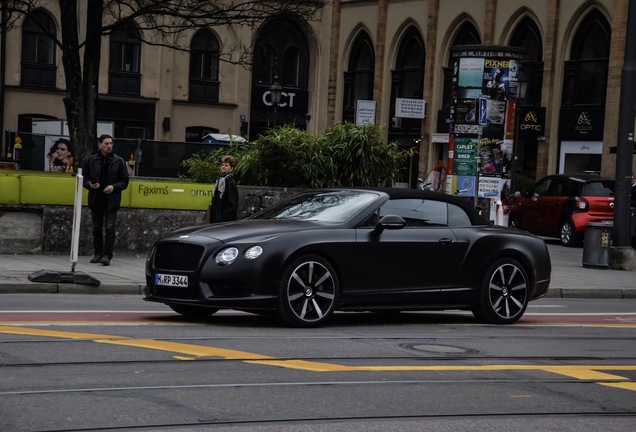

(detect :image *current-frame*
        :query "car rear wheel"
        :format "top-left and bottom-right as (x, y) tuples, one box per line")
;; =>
(169, 304), (219, 319)
(277, 255), (339, 327)
(472, 258), (529, 324)
(559, 220), (580, 247)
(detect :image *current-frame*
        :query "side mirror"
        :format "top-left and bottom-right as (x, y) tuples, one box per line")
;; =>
(373, 214), (406, 235)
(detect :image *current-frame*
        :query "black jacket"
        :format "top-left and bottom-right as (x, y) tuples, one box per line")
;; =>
(82, 152), (130, 211)
(210, 175), (238, 223)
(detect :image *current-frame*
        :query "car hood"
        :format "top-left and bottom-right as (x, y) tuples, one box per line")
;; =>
(164, 219), (335, 243)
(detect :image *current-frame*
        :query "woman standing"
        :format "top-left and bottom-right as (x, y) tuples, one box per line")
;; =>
(209, 155), (239, 223)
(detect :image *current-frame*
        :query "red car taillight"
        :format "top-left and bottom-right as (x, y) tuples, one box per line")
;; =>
(575, 197), (589, 211)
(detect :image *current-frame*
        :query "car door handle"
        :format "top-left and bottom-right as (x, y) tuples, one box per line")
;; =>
(438, 238), (454, 245)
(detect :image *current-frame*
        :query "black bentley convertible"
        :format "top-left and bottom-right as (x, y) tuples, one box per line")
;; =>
(144, 188), (551, 327)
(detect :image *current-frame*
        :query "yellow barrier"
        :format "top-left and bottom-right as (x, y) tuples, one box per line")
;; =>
(0, 171), (213, 210)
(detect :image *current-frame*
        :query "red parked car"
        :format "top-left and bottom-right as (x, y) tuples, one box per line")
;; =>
(509, 174), (615, 247)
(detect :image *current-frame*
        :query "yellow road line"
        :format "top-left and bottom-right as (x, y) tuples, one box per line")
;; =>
(1, 325), (635, 391)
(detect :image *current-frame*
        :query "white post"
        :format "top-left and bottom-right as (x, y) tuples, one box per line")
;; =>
(70, 168), (83, 270)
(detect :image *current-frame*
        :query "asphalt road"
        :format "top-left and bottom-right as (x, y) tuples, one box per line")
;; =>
(1, 295), (635, 431)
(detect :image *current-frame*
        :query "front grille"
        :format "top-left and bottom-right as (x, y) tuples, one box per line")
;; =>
(152, 284), (199, 300)
(154, 242), (204, 271)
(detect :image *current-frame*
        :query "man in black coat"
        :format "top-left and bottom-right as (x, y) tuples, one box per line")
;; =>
(82, 134), (129, 266)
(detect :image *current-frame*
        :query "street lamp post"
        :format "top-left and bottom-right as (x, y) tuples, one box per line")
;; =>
(511, 70), (529, 195)
(269, 77), (282, 127)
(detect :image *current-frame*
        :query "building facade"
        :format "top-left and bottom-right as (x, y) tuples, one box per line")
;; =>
(1, 0), (634, 190)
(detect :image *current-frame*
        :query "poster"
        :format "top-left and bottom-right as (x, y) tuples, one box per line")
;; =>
(456, 98), (478, 124)
(452, 137), (478, 176)
(458, 57), (485, 88)
(44, 135), (75, 173)
(482, 58), (511, 101)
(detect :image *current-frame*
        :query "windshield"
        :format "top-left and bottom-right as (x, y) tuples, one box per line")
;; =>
(251, 190), (380, 223)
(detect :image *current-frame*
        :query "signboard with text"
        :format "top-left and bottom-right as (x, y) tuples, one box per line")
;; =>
(356, 100), (376, 125)
(395, 98), (426, 119)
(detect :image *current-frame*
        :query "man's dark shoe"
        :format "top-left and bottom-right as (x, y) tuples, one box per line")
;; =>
(90, 255), (102, 263)
(100, 256), (111, 266)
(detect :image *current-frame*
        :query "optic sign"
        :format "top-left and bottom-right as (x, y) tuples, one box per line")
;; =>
(395, 98), (426, 119)
(262, 90), (297, 108)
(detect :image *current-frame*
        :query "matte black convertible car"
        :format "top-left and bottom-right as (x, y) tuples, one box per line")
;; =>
(144, 188), (551, 327)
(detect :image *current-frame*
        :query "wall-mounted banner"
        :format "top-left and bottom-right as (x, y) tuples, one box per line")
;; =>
(395, 98), (426, 118)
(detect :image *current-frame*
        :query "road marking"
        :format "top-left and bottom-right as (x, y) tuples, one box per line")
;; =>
(1, 325), (635, 393)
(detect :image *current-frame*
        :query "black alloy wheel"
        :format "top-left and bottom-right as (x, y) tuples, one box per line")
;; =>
(277, 255), (339, 327)
(473, 258), (529, 324)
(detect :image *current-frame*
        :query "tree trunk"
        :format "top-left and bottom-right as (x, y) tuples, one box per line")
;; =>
(82, 0), (105, 161)
(58, 0), (85, 168)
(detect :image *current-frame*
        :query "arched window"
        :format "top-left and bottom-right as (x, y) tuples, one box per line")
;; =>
(21, 10), (56, 88)
(442, 22), (481, 110)
(343, 32), (375, 123)
(394, 27), (425, 99)
(189, 29), (220, 102)
(510, 17), (543, 106)
(108, 22), (141, 95)
(253, 43), (276, 85)
(250, 16), (310, 140)
(390, 27), (425, 133)
(562, 10), (610, 106)
(282, 46), (301, 87)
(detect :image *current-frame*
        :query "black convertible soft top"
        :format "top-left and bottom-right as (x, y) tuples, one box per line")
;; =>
(349, 187), (490, 225)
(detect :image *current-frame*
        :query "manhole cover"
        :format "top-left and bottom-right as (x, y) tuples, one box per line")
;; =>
(400, 343), (479, 355)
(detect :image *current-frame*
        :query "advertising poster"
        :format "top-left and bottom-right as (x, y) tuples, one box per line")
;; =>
(456, 98), (478, 124)
(455, 175), (476, 197)
(486, 99), (506, 124)
(478, 177), (501, 198)
(452, 137), (478, 176)
(458, 57), (484, 88)
(482, 58), (511, 101)
(478, 131), (504, 176)
(44, 135), (75, 173)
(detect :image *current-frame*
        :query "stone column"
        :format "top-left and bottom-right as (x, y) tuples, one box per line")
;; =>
(536, 0), (560, 180)
(327, 0), (342, 125)
(418, 0), (440, 178)
(373, 0), (389, 124)
(484, 0), (497, 44)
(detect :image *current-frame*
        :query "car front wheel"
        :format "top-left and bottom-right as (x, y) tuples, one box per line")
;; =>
(277, 255), (339, 327)
(473, 258), (529, 324)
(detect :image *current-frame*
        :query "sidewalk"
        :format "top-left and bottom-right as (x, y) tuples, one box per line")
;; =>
(0, 242), (634, 297)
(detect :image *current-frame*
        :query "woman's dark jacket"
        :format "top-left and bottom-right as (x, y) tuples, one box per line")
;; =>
(210, 175), (239, 223)
(82, 152), (130, 211)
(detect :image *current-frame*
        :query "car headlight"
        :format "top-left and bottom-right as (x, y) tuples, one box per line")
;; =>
(215, 247), (239, 265)
(244, 245), (263, 260)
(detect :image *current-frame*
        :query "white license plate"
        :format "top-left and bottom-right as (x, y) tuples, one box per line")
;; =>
(155, 273), (188, 287)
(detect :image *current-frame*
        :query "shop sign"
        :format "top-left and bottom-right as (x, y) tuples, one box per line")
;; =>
(517, 106), (546, 138)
